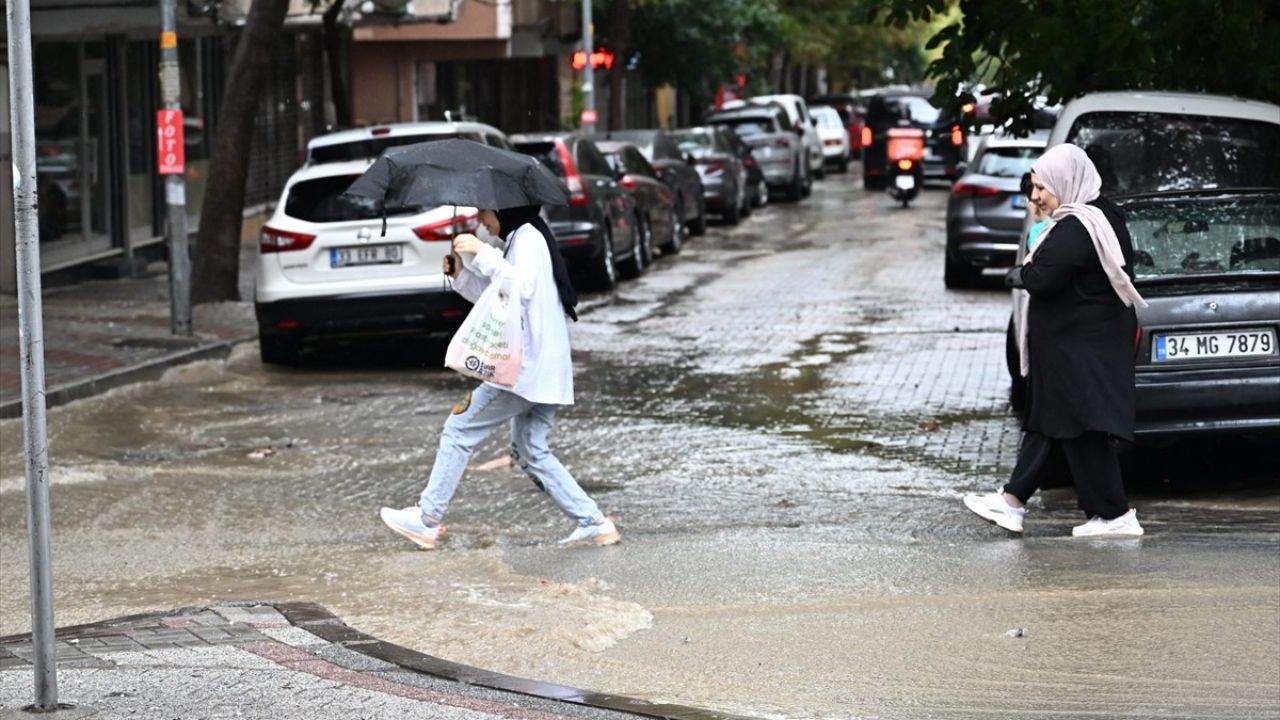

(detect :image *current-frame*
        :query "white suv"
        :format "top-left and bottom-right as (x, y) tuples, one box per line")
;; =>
(254, 121), (509, 365)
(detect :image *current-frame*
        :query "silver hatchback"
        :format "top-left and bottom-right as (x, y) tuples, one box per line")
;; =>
(944, 132), (1047, 288)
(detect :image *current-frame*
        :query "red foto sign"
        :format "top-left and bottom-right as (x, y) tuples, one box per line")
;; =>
(157, 110), (185, 175)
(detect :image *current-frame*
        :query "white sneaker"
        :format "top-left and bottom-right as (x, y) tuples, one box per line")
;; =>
(379, 506), (445, 550)
(559, 516), (621, 546)
(963, 491), (1026, 533)
(1072, 509), (1143, 537)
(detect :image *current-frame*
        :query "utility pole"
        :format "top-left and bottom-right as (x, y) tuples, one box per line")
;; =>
(580, 0), (596, 132)
(6, 0), (60, 711)
(159, 0), (192, 335)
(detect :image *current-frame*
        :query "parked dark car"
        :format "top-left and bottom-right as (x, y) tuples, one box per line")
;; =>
(706, 104), (808, 202)
(596, 140), (681, 259)
(510, 133), (643, 290)
(944, 131), (1047, 288)
(719, 127), (768, 211)
(861, 91), (964, 189)
(669, 127), (749, 225)
(596, 129), (707, 238)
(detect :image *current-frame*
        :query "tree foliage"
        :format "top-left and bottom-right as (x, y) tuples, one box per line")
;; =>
(622, 0), (789, 109)
(878, 0), (1280, 135)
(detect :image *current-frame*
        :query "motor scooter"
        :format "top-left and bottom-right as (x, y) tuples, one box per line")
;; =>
(885, 127), (926, 208)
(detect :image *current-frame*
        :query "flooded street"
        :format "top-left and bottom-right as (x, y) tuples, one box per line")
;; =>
(2, 179), (1278, 719)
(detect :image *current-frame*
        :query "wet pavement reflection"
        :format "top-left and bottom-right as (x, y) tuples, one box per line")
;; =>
(2, 178), (1277, 719)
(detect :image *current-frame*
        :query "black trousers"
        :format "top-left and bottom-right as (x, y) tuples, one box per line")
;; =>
(1003, 430), (1129, 520)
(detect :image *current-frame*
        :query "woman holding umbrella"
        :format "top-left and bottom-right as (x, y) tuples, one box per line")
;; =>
(380, 205), (619, 548)
(361, 141), (619, 549)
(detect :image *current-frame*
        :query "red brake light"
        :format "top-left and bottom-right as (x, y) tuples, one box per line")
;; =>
(702, 159), (725, 176)
(620, 175), (637, 190)
(950, 124), (963, 146)
(951, 182), (1001, 198)
(412, 211), (479, 241)
(861, 127), (872, 147)
(370, 127), (392, 136)
(260, 226), (316, 253)
(1134, 326), (1144, 354)
(555, 142), (589, 206)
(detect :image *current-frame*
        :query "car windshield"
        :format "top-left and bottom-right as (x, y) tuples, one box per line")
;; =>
(1067, 112), (1280, 195)
(308, 133), (468, 164)
(1122, 193), (1280, 281)
(712, 118), (774, 136)
(814, 111), (843, 129)
(669, 132), (714, 156)
(975, 146), (1042, 178)
(284, 175), (428, 222)
(875, 96), (941, 124)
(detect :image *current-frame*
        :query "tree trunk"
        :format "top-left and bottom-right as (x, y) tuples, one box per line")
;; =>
(301, 29), (327, 139)
(606, 0), (630, 131)
(191, 0), (292, 303)
(322, 0), (353, 129)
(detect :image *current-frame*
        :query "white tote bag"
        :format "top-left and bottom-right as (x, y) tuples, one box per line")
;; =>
(444, 278), (523, 388)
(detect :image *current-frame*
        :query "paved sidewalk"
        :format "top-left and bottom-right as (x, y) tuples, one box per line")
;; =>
(0, 252), (257, 420)
(0, 602), (747, 720)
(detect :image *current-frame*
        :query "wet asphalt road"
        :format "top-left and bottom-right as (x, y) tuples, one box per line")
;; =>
(2, 175), (1278, 719)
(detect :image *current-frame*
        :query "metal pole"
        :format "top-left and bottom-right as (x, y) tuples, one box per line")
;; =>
(6, 0), (59, 710)
(160, 0), (192, 336)
(581, 0), (595, 132)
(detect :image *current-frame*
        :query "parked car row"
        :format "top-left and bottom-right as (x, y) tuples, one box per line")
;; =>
(254, 114), (816, 366)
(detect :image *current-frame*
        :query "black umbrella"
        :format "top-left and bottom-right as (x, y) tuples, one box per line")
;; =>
(342, 138), (569, 214)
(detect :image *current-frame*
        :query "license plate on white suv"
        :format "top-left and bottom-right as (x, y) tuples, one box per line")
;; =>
(1153, 328), (1277, 362)
(330, 244), (402, 268)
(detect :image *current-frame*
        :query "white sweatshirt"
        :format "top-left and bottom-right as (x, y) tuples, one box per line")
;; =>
(451, 223), (575, 405)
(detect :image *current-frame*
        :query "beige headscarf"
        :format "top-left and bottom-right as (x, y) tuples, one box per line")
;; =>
(1017, 143), (1147, 377)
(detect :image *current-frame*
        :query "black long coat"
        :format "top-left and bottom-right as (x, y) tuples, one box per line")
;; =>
(1020, 198), (1138, 440)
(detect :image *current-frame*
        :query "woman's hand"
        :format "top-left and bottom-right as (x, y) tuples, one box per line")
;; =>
(452, 233), (484, 258)
(442, 252), (461, 279)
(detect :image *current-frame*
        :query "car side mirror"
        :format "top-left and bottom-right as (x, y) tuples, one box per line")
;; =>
(1019, 172), (1032, 197)
(954, 162), (968, 179)
(684, 152), (696, 165)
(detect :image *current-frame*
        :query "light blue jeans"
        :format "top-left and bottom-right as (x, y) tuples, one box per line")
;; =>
(419, 383), (605, 528)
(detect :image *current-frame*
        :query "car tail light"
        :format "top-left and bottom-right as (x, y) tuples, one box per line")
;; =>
(1134, 326), (1144, 354)
(370, 126), (391, 136)
(824, 139), (842, 147)
(555, 141), (590, 206)
(620, 174), (637, 190)
(897, 159), (914, 171)
(744, 155), (756, 167)
(951, 182), (1001, 198)
(701, 159), (725, 176)
(950, 124), (963, 146)
(861, 127), (872, 147)
(260, 226), (316, 253)
(412, 212), (480, 241)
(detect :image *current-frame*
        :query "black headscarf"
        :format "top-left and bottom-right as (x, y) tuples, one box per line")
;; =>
(495, 205), (578, 321)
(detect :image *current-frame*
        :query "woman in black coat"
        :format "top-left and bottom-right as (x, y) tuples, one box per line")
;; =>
(964, 143), (1148, 538)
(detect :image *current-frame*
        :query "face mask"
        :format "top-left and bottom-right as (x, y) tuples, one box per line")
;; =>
(474, 223), (505, 250)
